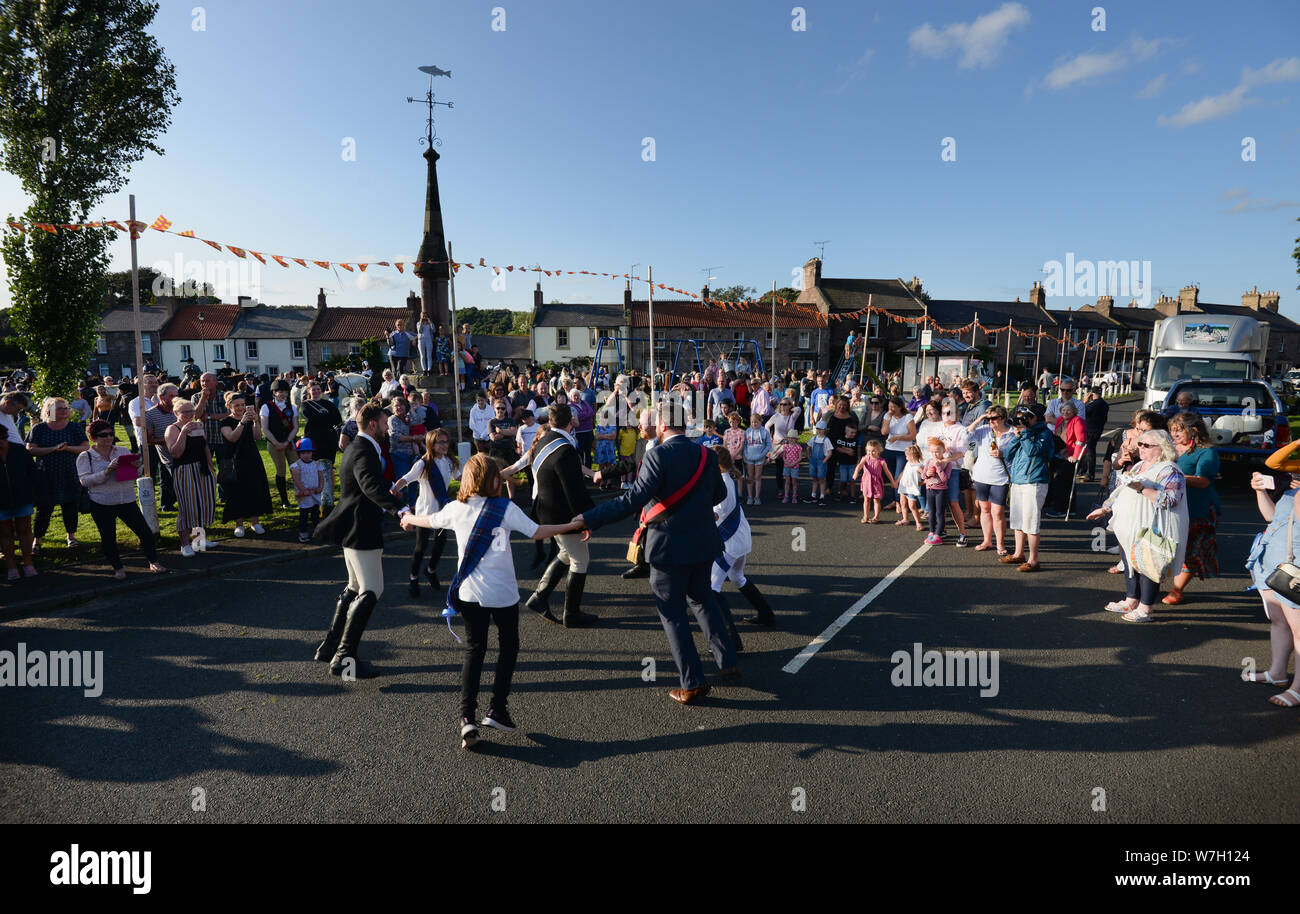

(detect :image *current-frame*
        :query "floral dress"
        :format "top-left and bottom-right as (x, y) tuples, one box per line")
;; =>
(594, 424), (617, 465)
(1104, 459), (1189, 583)
(436, 333), (452, 363)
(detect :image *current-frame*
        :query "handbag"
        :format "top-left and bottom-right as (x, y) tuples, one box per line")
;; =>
(1265, 502), (1300, 597)
(1130, 509), (1177, 585)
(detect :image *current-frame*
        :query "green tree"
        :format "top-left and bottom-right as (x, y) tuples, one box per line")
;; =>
(510, 310), (533, 336)
(707, 284), (757, 302)
(0, 0), (180, 398)
(758, 286), (801, 304)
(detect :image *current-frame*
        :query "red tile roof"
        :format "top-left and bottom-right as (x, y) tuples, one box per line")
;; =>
(629, 299), (824, 329)
(162, 303), (240, 340)
(310, 307), (412, 341)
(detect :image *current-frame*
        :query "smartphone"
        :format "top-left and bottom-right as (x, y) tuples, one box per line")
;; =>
(1258, 474), (1276, 490)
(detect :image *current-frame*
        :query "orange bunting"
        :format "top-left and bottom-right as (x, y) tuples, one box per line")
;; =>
(313, 261), (330, 269)
(150, 215), (172, 232)
(178, 229), (195, 238)
(249, 251), (266, 264)
(271, 255), (289, 268)
(357, 263), (368, 272)
(394, 263), (404, 273)
(227, 246), (246, 258)
(33, 223), (58, 234)
(202, 239), (223, 251)
(292, 258), (308, 268)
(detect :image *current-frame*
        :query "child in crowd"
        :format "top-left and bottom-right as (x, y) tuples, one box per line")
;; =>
(922, 437), (953, 545)
(723, 413), (745, 464)
(853, 439), (896, 524)
(291, 438), (325, 544)
(895, 444), (925, 530)
(804, 420), (831, 505)
(777, 435), (803, 505)
(393, 428), (460, 596)
(593, 408), (618, 489)
(699, 419), (723, 448)
(617, 419), (639, 489)
(742, 411), (773, 505)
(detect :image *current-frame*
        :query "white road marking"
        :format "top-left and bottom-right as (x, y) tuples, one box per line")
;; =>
(782, 541), (932, 674)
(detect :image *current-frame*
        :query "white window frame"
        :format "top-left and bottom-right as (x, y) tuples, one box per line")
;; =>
(180, 344), (192, 361)
(96, 335), (107, 354)
(141, 335), (152, 354)
(1086, 329), (1099, 345)
(987, 332), (998, 349)
(212, 343), (226, 361)
(321, 345), (333, 361)
(98, 363), (110, 377)
(246, 340), (258, 360)
(1069, 328), (1080, 344)
(266, 365), (279, 376)
(1106, 329), (1118, 345)
(292, 340), (305, 359)
(798, 331), (811, 349)
(556, 328), (569, 349)
(589, 328), (597, 348)
(349, 345), (361, 356)
(121, 364), (132, 378)
(868, 313), (880, 339)
(654, 337), (666, 350)
(907, 322), (918, 340)
(1023, 333), (1034, 351)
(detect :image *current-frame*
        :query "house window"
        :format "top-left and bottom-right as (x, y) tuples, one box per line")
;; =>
(1086, 330), (1099, 345)
(765, 331), (774, 344)
(267, 365), (279, 376)
(907, 323), (918, 340)
(141, 335), (152, 354)
(180, 344), (192, 361)
(1069, 328), (1080, 344)
(98, 363), (110, 377)
(790, 359), (814, 372)
(1106, 329), (1118, 345)
(798, 331), (811, 349)
(655, 338), (666, 350)
(246, 341), (258, 359)
(868, 313), (880, 338)
(121, 364), (132, 378)
(1023, 333), (1035, 351)
(589, 328), (597, 348)
(349, 345), (361, 356)
(556, 328), (569, 349)
(321, 345), (333, 361)
(212, 343), (225, 361)
(292, 340), (305, 359)
(96, 335), (107, 354)
(987, 332), (998, 349)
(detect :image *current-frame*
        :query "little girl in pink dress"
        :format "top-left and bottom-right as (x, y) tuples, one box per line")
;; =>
(852, 440), (895, 524)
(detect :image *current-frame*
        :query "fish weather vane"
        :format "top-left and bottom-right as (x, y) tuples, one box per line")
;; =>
(407, 64), (453, 148)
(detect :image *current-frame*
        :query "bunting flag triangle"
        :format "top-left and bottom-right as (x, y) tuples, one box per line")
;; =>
(338, 263), (353, 272)
(58, 224), (82, 231)
(292, 258), (308, 268)
(106, 221), (128, 233)
(227, 246), (246, 258)
(249, 251), (266, 264)
(394, 263), (404, 273)
(33, 223), (58, 234)
(126, 220), (147, 240)
(357, 263), (368, 272)
(478, 258), (486, 267)
(149, 215), (172, 232)
(271, 255), (289, 268)
(178, 229), (195, 238)
(376, 261), (390, 267)
(202, 239), (223, 251)
(313, 260), (330, 269)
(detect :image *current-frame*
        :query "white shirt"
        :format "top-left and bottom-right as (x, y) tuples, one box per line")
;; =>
(128, 394), (158, 424)
(469, 403), (494, 440)
(396, 455), (458, 515)
(518, 421), (540, 453)
(715, 474), (752, 560)
(429, 496), (539, 608)
(0, 411), (21, 444)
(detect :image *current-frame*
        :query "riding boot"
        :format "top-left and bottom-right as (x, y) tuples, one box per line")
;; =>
(315, 586), (357, 660)
(530, 538), (546, 570)
(740, 581), (776, 626)
(561, 571), (597, 628)
(524, 557), (567, 624)
(330, 591), (378, 677)
(716, 589), (743, 653)
(276, 475), (291, 509)
(547, 538), (559, 564)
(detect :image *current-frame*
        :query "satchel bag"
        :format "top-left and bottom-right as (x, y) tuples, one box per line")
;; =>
(1130, 509), (1177, 586)
(1265, 502), (1300, 598)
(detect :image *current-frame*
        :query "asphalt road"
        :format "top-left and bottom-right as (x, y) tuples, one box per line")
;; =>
(4, 400), (1297, 824)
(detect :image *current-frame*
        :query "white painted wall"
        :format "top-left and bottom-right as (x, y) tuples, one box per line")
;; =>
(532, 325), (626, 365)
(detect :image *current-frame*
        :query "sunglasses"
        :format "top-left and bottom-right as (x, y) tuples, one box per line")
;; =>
(1137, 442), (1157, 449)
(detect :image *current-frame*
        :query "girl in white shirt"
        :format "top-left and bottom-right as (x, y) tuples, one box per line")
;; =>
(399, 453), (578, 748)
(393, 429), (461, 596)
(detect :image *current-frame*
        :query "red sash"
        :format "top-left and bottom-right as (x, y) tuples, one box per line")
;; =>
(631, 446), (708, 546)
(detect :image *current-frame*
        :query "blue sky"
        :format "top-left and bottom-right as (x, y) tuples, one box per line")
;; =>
(2, 0), (1298, 317)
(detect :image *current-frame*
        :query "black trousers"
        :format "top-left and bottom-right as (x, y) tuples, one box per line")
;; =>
(1046, 457), (1075, 512)
(459, 601), (519, 718)
(149, 458), (176, 510)
(1081, 434), (1102, 479)
(298, 505), (320, 534)
(1125, 562), (1160, 605)
(88, 500), (157, 569)
(410, 526), (448, 577)
(34, 500), (79, 540)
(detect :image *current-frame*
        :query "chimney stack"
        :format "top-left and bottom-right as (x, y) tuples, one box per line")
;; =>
(623, 280), (633, 323)
(534, 280), (543, 311)
(1263, 289), (1281, 312)
(801, 258), (821, 296)
(1178, 284), (1199, 312)
(1029, 281), (1046, 309)
(405, 290), (421, 328)
(1154, 293), (1179, 317)
(1094, 295), (1114, 317)
(316, 287), (327, 311)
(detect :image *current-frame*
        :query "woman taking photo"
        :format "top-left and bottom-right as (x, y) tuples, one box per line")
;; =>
(967, 406), (1014, 555)
(882, 396), (916, 511)
(1164, 413), (1220, 605)
(219, 392), (273, 537)
(399, 453), (580, 749)
(76, 419), (165, 580)
(1086, 429), (1188, 622)
(301, 380), (341, 513)
(27, 397), (89, 549)
(165, 397), (217, 557)
(1244, 443), (1300, 704)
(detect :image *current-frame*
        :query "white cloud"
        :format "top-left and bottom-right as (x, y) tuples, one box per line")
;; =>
(1040, 36), (1170, 91)
(1136, 73), (1168, 99)
(1220, 186), (1248, 200)
(1179, 58), (1202, 76)
(1159, 56), (1300, 127)
(908, 2), (1030, 69)
(1220, 187), (1300, 214)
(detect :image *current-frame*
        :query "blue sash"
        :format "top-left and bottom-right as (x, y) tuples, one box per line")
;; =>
(717, 503), (742, 542)
(427, 459), (450, 508)
(443, 496), (510, 641)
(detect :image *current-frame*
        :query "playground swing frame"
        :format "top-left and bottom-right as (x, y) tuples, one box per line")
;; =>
(592, 334), (766, 379)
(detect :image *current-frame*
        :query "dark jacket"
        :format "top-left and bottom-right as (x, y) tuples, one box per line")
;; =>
(315, 436), (404, 549)
(530, 430), (594, 525)
(1085, 397), (1110, 438)
(583, 433), (726, 566)
(0, 441), (36, 512)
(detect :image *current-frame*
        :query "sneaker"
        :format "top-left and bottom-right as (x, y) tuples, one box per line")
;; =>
(753, 498), (761, 507)
(818, 498), (827, 506)
(459, 717), (480, 749)
(180, 545), (195, 558)
(251, 523), (266, 534)
(298, 532), (311, 544)
(955, 535), (969, 548)
(233, 525), (246, 538)
(482, 706), (516, 732)
(924, 533), (942, 545)
(801, 496), (816, 504)
(1043, 509), (1066, 518)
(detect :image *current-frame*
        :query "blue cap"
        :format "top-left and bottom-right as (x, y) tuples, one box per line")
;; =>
(815, 420), (828, 430)
(296, 438), (314, 451)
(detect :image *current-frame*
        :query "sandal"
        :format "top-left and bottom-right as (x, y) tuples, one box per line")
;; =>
(1243, 670), (1288, 687)
(1106, 564), (1123, 574)
(1105, 600), (1136, 613)
(1268, 688), (1300, 708)
(996, 548), (1010, 557)
(974, 543), (993, 552)
(1161, 590), (1184, 605)
(894, 519), (908, 526)
(1122, 607), (1154, 622)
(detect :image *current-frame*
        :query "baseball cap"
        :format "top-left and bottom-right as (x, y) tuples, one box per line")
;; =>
(815, 420), (828, 430)
(296, 438), (314, 451)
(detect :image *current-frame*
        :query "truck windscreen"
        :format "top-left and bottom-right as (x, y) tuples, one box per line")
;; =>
(1150, 357), (1249, 389)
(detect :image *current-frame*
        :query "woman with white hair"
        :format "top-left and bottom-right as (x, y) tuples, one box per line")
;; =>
(26, 397), (89, 549)
(1086, 429), (1188, 622)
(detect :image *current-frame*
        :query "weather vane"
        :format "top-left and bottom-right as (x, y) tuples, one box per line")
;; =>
(407, 64), (453, 148)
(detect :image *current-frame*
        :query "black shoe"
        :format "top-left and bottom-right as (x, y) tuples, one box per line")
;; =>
(481, 707), (516, 732)
(315, 586), (356, 660)
(330, 591), (378, 676)
(562, 572), (596, 627)
(408, 578), (420, 598)
(424, 567), (441, 591)
(460, 717), (480, 749)
(621, 562), (650, 579)
(525, 556), (566, 623)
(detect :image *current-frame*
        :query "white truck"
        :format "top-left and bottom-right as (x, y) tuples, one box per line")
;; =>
(1144, 314), (1269, 409)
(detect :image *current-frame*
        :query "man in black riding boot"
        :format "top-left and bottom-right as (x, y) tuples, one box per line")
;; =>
(261, 379), (298, 510)
(522, 404), (598, 628)
(313, 402), (407, 678)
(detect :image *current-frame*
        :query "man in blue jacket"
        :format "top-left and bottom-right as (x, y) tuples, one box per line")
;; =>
(993, 402), (1054, 573)
(574, 396), (739, 704)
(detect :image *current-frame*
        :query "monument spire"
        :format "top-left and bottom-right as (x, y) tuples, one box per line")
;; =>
(408, 65), (453, 328)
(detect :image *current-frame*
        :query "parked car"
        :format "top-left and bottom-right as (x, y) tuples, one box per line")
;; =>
(1163, 379), (1291, 480)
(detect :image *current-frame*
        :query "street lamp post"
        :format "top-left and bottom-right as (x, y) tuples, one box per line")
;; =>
(198, 311), (207, 372)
